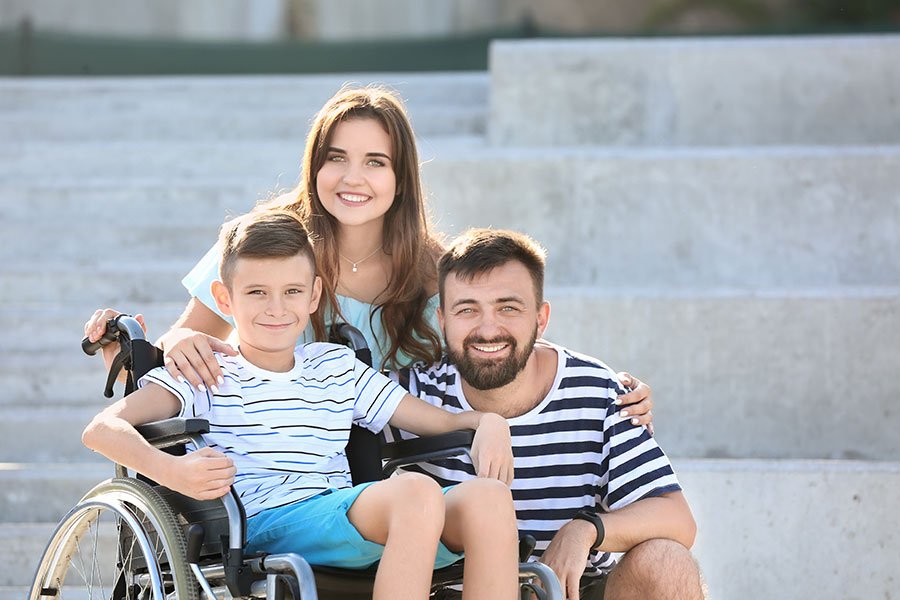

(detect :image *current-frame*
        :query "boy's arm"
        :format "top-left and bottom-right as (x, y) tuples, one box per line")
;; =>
(82, 383), (236, 500)
(387, 394), (513, 484)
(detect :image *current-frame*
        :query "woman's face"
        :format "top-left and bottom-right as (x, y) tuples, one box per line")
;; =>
(316, 117), (397, 231)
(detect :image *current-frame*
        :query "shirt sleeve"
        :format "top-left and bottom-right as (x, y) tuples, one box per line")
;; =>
(181, 242), (234, 327)
(138, 366), (210, 419)
(599, 375), (682, 511)
(351, 358), (408, 434)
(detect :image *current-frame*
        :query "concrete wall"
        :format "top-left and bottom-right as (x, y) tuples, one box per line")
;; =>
(490, 36), (900, 146)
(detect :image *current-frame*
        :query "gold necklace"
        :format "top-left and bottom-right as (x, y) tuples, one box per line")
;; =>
(339, 245), (383, 273)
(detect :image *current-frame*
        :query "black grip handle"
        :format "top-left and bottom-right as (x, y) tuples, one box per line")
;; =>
(82, 318), (121, 356)
(186, 523), (205, 563)
(82, 315), (146, 356)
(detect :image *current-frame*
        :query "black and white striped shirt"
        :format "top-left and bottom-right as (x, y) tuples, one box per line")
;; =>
(388, 341), (682, 576)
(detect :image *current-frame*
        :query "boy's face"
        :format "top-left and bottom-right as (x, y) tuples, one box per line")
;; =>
(438, 260), (549, 390)
(212, 254), (321, 360)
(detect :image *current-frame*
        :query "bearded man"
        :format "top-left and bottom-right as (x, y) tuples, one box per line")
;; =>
(387, 228), (704, 600)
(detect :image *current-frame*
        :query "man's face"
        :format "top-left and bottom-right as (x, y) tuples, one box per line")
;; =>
(214, 255), (321, 356)
(439, 261), (549, 390)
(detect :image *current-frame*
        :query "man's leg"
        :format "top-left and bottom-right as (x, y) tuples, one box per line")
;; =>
(604, 539), (704, 600)
(441, 478), (519, 600)
(347, 472), (446, 600)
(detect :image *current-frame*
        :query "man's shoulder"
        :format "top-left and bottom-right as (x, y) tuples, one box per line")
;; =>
(543, 341), (621, 387)
(404, 356), (463, 406)
(407, 355), (457, 384)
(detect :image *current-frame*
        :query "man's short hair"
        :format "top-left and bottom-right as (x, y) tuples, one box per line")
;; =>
(218, 210), (317, 287)
(438, 228), (547, 305)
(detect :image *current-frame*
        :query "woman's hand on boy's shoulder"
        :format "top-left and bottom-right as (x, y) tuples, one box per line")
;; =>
(159, 327), (237, 394)
(471, 412), (514, 485)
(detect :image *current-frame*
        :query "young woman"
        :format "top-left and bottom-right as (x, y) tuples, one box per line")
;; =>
(85, 85), (656, 425)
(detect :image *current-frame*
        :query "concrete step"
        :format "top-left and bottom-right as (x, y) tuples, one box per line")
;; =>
(0, 407), (114, 463)
(0, 106), (485, 142)
(0, 73), (489, 114)
(548, 288), (900, 460)
(0, 302), (184, 353)
(1, 223), (220, 264)
(4, 145), (900, 289)
(672, 458), (900, 600)
(0, 462), (110, 522)
(0, 262), (191, 305)
(0, 182), (261, 224)
(489, 35), (900, 146)
(421, 144), (900, 288)
(1, 459), (897, 600)
(1, 290), (897, 460)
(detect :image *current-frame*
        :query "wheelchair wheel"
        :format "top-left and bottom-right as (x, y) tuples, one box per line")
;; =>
(30, 477), (199, 600)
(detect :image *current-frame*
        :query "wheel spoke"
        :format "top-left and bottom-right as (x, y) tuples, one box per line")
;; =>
(29, 478), (198, 600)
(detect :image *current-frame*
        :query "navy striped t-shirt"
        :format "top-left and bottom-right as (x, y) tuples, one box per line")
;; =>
(386, 341), (682, 576)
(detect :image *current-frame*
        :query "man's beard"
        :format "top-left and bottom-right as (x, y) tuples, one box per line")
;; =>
(447, 326), (538, 391)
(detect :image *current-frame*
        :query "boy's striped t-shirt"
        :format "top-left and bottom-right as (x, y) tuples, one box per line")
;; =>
(387, 341), (682, 577)
(140, 342), (406, 518)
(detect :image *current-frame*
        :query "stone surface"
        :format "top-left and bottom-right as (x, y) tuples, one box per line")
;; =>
(674, 459), (900, 600)
(547, 290), (900, 460)
(5, 146), (900, 289)
(3, 459), (898, 600)
(490, 36), (900, 146)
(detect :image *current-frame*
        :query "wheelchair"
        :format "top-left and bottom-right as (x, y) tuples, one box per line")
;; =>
(29, 315), (563, 599)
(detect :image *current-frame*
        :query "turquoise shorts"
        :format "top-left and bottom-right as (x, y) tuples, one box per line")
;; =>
(245, 482), (464, 569)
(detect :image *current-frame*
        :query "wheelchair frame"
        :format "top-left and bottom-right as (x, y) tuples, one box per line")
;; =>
(29, 316), (563, 599)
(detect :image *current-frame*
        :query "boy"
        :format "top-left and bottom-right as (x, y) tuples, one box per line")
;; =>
(82, 211), (519, 600)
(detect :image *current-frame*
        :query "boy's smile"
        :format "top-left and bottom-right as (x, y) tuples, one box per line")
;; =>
(212, 254), (322, 372)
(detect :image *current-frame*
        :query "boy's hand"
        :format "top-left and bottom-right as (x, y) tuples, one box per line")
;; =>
(470, 413), (514, 485)
(162, 447), (236, 500)
(159, 328), (238, 394)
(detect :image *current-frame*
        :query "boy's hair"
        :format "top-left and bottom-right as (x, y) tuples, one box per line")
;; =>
(438, 228), (547, 306)
(218, 210), (317, 287)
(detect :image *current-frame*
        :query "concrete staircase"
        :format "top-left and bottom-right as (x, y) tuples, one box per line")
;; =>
(1, 35), (898, 599)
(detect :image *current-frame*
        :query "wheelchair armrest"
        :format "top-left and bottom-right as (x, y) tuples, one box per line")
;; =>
(136, 418), (210, 449)
(381, 429), (475, 476)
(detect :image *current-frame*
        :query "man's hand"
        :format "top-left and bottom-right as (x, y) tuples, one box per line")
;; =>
(470, 413), (514, 485)
(540, 518), (597, 600)
(616, 372), (654, 435)
(161, 447), (236, 500)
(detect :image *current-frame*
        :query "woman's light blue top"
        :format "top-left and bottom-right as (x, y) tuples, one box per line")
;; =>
(182, 243), (441, 370)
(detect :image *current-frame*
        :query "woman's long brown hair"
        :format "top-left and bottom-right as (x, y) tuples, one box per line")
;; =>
(262, 86), (444, 368)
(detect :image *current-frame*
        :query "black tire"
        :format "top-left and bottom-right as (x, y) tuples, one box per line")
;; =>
(29, 477), (199, 600)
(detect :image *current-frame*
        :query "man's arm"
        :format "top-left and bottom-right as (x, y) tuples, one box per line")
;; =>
(595, 491), (696, 551)
(541, 492), (696, 600)
(82, 383), (236, 500)
(388, 394), (513, 484)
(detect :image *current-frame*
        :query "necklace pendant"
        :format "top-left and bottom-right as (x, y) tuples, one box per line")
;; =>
(352, 264), (358, 273)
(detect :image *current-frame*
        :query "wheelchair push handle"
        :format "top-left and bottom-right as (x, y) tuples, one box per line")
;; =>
(81, 314), (146, 355)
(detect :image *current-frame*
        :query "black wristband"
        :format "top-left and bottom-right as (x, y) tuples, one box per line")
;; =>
(573, 510), (605, 549)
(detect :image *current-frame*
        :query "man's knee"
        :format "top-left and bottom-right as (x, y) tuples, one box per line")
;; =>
(607, 539), (703, 600)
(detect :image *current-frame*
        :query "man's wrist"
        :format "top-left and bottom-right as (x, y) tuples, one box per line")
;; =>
(573, 510), (605, 549)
